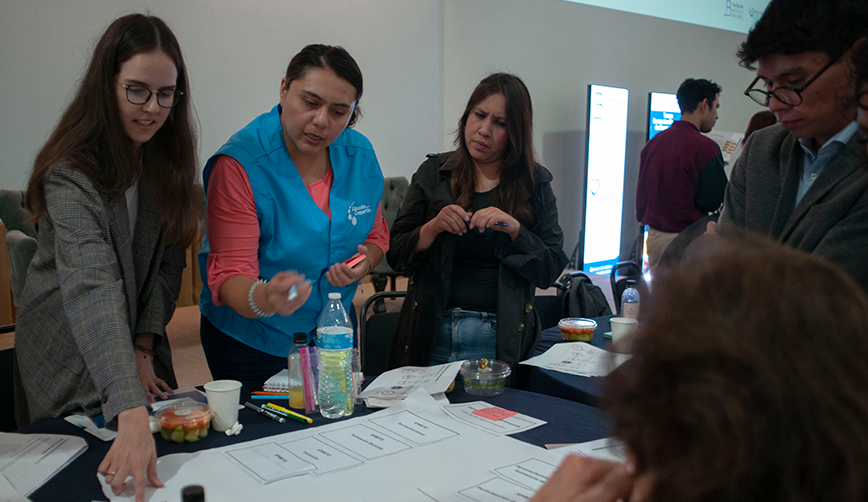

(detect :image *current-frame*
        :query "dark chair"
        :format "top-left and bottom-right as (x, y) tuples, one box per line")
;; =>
(557, 271), (612, 318)
(609, 261), (644, 315)
(1, 189), (38, 332)
(369, 177), (409, 312)
(534, 294), (563, 330)
(359, 291), (406, 377)
(0, 348), (17, 431)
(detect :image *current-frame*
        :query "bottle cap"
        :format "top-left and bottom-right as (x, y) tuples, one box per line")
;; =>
(294, 332), (307, 345)
(181, 485), (205, 502)
(328, 292), (341, 300)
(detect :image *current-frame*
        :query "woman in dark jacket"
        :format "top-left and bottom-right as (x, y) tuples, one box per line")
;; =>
(387, 73), (568, 374)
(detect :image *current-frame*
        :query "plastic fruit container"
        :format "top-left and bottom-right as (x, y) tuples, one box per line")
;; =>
(157, 403), (211, 443)
(459, 358), (511, 396)
(559, 318), (597, 342)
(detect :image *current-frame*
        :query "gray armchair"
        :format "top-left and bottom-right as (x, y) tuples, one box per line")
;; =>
(370, 177), (408, 312)
(0, 190), (38, 310)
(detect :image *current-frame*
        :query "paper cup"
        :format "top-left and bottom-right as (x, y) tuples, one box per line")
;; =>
(203, 380), (242, 432)
(610, 317), (639, 352)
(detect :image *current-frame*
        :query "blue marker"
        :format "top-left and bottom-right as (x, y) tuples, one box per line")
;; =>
(288, 284), (298, 301)
(494, 222), (509, 227)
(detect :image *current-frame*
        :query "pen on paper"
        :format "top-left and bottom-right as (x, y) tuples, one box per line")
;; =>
(244, 401), (286, 424)
(266, 403), (313, 424)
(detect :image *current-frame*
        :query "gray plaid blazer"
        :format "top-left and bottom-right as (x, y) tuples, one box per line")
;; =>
(15, 162), (184, 425)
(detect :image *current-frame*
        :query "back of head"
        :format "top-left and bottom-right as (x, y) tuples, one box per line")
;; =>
(283, 44), (363, 128)
(744, 110), (777, 138)
(604, 239), (868, 502)
(676, 79), (721, 114)
(738, 0), (868, 69)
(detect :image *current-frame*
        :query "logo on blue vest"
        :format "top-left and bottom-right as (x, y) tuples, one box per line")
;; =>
(348, 202), (372, 225)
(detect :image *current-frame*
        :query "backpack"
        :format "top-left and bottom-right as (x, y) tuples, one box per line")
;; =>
(558, 272), (613, 318)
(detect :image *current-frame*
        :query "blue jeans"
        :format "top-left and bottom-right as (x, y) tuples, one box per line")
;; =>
(429, 308), (497, 365)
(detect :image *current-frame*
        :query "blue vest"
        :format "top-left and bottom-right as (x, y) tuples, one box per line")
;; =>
(199, 105), (384, 356)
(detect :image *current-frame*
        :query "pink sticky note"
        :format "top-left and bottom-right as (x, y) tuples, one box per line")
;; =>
(472, 406), (518, 421)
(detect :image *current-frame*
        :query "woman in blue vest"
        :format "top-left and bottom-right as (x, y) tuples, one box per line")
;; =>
(199, 45), (388, 383)
(387, 73), (568, 374)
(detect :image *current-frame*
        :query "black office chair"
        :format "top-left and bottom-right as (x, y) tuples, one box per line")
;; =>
(359, 291), (406, 378)
(610, 261), (643, 315)
(533, 294), (563, 330)
(557, 271), (612, 318)
(0, 348), (17, 431)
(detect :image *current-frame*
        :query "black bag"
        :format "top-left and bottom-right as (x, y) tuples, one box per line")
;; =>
(559, 272), (612, 318)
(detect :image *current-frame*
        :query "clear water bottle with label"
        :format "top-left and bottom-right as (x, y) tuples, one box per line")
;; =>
(287, 332), (306, 410)
(621, 280), (640, 320)
(316, 292), (354, 419)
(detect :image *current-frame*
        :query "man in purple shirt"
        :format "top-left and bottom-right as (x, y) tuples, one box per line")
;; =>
(636, 79), (727, 269)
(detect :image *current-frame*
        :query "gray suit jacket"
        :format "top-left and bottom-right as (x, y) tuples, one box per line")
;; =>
(15, 163), (184, 425)
(719, 124), (868, 291)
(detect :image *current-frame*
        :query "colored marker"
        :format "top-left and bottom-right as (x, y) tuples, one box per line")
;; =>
(288, 284), (298, 301)
(494, 222), (509, 227)
(266, 403), (313, 424)
(244, 402), (286, 424)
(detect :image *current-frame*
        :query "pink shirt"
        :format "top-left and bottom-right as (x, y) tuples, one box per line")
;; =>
(205, 155), (390, 305)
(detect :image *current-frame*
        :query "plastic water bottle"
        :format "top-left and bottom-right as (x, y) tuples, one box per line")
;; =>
(287, 332), (306, 410)
(621, 280), (640, 320)
(316, 292), (354, 419)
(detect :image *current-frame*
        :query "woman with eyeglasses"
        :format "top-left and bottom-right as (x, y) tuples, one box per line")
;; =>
(197, 44), (388, 384)
(15, 14), (201, 500)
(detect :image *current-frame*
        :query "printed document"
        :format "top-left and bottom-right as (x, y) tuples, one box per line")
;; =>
(0, 433), (87, 496)
(519, 342), (628, 377)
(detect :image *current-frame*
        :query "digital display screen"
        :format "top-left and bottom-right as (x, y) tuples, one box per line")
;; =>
(580, 84), (629, 276)
(647, 92), (680, 141)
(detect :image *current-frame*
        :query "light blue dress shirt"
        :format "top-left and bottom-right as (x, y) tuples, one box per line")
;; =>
(795, 121), (858, 205)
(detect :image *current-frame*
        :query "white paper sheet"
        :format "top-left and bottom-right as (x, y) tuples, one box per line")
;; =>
(442, 402), (546, 435)
(0, 473), (28, 502)
(519, 342), (628, 377)
(99, 390), (572, 501)
(358, 362), (463, 400)
(0, 433), (87, 496)
(552, 437), (627, 463)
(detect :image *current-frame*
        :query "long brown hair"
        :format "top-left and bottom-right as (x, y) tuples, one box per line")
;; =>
(452, 73), (535, 225)
(604, 239), (868, 501)
(26, 14), (201, 248)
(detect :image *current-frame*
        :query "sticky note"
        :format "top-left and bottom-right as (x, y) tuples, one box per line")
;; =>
(472, 406), (518, 421)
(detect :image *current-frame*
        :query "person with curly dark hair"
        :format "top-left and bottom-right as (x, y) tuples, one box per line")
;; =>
(718, 0), (868, 293)
(531, 237), (868, 501)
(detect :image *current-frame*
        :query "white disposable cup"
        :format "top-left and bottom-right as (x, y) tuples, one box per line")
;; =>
(203, 380), (242, 432)
(610, 317), (639, 352)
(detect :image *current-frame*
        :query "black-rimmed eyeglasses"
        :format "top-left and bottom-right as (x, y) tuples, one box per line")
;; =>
(118, 82), (183, 108)
(743, 53), (841, 107)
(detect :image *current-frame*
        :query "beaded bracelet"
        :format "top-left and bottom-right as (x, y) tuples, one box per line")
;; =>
(248, 279), (275, 318)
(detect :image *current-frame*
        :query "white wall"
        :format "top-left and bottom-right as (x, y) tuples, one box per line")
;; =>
(0, 0), (443, 190)
(2, 0), (761, 264)
(444, 0), (758, 263)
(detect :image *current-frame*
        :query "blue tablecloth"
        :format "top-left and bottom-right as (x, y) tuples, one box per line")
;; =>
(22, 385), (610, 501)
(525, 315), (614, 406)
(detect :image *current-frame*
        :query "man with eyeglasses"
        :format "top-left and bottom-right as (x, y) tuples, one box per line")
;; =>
(636, 78), (727, 271)
(718, 0), (868, 291)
